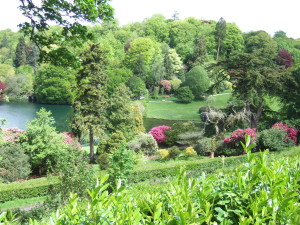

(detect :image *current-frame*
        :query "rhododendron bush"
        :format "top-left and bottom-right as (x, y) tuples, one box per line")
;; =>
(222, 128), (257, 148)
(272, 122), (299, 144)
(61, 132), (82, 150)
(148, 125), (171, 143)
(2, 128), (24, 142)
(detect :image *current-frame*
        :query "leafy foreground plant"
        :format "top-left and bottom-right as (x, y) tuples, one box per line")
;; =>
(3, 138), (300, 224)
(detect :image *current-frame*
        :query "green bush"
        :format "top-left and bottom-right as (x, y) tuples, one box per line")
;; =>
(0, 177), (60, 203)
(257, 128), (294, 151)
(168, 146), (181, 159)
(0, 143), (31, 183)
(97, 131), (126, 154)
(108, 142), (134, 185)
(128, 133), (158, 156)
(175, 86), (194, 103)
(96, 153), (110, 170)
(195, 137), (213, 156)
(165, 121), (196, 146)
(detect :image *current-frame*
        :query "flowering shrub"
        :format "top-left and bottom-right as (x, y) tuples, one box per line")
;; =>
(272, 122), (299, 144)
(223, 128), (257, 149)
(2, 128), (24, 142)
(184, 147), (197, 157)
(148, 125), (171, 144)
(157, 149), (169, 159)
(61, 132), (82, 150)
(159, 80), (171, 94)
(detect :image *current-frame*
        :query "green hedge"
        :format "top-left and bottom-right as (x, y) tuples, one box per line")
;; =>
(0, 177), (60, 203)
(130, 155), (247, 183)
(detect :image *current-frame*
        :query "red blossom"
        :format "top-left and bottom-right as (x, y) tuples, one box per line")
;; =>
(222, 128), (257, 148)
(272, 122), (298, 144)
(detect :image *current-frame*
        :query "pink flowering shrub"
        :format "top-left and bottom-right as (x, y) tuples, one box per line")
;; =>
(272, 122), (299, 144)
(61, 132), (82, 150)
(148, 125), (171, 144)
(2, 128), (24, 142)
(159, 80), (171, 94)
(222, 128), (257, 149)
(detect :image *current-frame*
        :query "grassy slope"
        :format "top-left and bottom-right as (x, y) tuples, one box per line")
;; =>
(145, 93), (231, 120)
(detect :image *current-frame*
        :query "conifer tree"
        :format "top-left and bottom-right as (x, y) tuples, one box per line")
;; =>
(72, 43), (109, 163)
(14, 37), (27, 68)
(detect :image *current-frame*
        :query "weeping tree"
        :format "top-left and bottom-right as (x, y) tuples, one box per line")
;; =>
(72, 43), (109, 163)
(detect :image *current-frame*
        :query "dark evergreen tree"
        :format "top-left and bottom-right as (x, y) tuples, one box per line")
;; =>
(26, 43), (39, 70)
(72, 43), (109, 163)
(0, 33), (9, 48)
(14, 37), (27, 68)
(187, 35), (208, 70)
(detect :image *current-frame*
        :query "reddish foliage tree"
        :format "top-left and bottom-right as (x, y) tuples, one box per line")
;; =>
(159, 80), (171, 94)
(148, 125), (171, 143)
(278, 49), (293, 68)
(0, 81), (6, 100)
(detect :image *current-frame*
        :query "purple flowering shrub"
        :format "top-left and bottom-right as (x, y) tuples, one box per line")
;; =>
(272, 122), (299, 144)
(148, 125), (171, 144)
(61, 132), (82, 150)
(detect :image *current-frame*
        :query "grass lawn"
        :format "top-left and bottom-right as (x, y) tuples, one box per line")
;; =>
(0, 196), (47, 211)
(144, 93), (231, 120)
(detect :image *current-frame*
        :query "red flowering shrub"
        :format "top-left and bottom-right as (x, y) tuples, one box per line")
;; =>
(148, 125), (171, 144)
(2, 128), (24, 142)
(61, 132), (82, 150)
(272, 122), (299, 144)
(0, 81), (6, 99)
(222, 128), (257, 149)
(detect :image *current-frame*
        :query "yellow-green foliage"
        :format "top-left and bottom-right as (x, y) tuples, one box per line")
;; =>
(184, 146), (197, 157)
(157, 149), (169, 159)
(132, 103), (145, 134)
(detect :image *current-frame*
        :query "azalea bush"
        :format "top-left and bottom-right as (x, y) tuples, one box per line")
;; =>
(148, 125), (171, 144)
(272, 122), (299, 144)
(129, 133), (158, 156)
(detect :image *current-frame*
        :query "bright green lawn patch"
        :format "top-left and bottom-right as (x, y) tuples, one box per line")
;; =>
(145, 93), (231, 120)
(0, 196), (47, 211)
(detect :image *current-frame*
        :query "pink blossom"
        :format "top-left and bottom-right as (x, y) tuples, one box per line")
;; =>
(148, 125), (171, 143)
(2, 128), (24, 142)
(222, 128), (257, 148)
(61, 132), (82, 150)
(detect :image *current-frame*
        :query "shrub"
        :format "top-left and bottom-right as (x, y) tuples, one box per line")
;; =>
(257, 128), (294, 151)
(96, 153), (110, 170)
(184, 147), (197, 157)
(128, 133), (158, 156)
(19, 108), (70, 176)
(168, 146), (181, 159)
(170, 77), (182, 92)
(0, 143), (31, 182)
(61, 132), (81, 150)
(97, 131), (126, 154)
(195, 137), (216, 156)
(108, 142), (134, 185)
(148, 125), (171, 144)
(175, 86), (194, 103)
(1, 128), (24, 143)
(165, 121), (196, 146)
(272, 122), (299, 144)
(222, 128), (257, 149)
(157, 149), (169, 160)
(159, 80), (171, 94)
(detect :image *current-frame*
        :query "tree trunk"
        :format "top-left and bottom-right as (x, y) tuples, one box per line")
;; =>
(216, 38), (221, 63)
(89, 127), (94, 163)
(250, 103), (263, 130)
(210, 151), (215, 158)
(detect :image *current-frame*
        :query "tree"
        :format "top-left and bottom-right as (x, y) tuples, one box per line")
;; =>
(215, 17), (227, 63)
(107, 83), (134, 139)
(34, 65), (76, 104)
(72, 43), (109, 163)
(187, 35), (208, 70)
(278, 49), (293, 68)
(175, 86), (194, 103)
(222, 23), (244, 57)
(182, 66), (210, 99)
(132, 103), (146, 135)
(0, 64), (15, 81)
(128, 76), (147, 98)
(18, 0), (114, 67)
(14, 37), (27, 68)
(164, 48), (184, 80)
(219, 31), (292, 129)
(142, 14), (170, 43)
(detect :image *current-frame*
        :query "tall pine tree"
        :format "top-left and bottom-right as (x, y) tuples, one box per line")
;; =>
(72, 43), (109, 163)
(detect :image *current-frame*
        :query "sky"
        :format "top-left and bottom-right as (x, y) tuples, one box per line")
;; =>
(0, 0), (299, 39)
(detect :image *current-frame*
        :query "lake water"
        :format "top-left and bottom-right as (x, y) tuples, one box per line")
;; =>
(0, 102), (194, 132)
